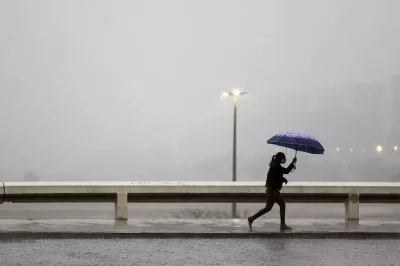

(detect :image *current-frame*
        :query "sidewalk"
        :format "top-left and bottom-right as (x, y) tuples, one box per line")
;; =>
(0, 219), (400, 239)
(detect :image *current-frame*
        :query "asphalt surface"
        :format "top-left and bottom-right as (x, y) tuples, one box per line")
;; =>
(1, 203), (399, 239)
(0, 238), (399, 266)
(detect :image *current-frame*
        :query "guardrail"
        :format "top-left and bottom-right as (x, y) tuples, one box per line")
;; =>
(1, 181), (399, 220)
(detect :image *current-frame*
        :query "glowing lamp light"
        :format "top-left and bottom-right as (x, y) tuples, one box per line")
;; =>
(232, 89), (241, 96)
(221, 92), (230, 98)
(376, 145), (383, 153)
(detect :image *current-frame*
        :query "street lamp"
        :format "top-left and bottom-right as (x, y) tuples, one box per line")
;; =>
(221, 89), (248, 218)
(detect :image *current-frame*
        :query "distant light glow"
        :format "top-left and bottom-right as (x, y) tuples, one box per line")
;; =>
(350, 148), (354, 152)
(376, 145), (383, 153)
(336, 147), (340, 152)
(221, 92), (230, 98)
(394, 146), (398, 151)
(232, 89), (241, 96)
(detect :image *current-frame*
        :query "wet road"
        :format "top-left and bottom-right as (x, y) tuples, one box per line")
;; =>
(0, 238), (399, 266)
(1, 218), (400, 238)
(1, 203), (399, 265)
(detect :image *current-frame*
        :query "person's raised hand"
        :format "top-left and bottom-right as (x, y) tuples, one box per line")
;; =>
(292, 157), (297, 164)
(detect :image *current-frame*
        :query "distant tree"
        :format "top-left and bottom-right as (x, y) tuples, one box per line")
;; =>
(23, 170), (40, 181)
(389, 173), (400, 182)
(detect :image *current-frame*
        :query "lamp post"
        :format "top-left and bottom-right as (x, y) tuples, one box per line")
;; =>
(221, 89), (248, 218)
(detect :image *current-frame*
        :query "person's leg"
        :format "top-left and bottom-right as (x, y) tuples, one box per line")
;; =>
(248, 188), (276, 228)
(250, 200), (274, 221)
(275, 193), (291, 230)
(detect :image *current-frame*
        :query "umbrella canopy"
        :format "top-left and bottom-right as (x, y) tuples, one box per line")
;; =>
(267, 132), (325, 156)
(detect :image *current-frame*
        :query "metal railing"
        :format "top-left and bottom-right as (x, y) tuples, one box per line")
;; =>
(1, 181), (399, 220)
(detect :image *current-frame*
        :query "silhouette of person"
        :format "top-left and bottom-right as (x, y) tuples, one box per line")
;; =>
(248, 152), (296, 230)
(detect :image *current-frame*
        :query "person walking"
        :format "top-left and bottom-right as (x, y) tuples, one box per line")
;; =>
(247, 152), (297, 230)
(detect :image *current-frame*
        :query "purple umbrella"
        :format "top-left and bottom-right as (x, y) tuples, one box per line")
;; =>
(266, 132), (325, 157)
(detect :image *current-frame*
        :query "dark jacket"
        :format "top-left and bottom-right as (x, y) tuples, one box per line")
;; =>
(265, 161), (295, 191)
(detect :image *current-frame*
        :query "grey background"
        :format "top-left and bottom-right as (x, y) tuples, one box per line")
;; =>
(1, 0), (400, 182)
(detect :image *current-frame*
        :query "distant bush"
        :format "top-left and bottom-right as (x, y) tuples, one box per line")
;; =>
(389, 173), (400, 182)
(171, 208), (249, 218)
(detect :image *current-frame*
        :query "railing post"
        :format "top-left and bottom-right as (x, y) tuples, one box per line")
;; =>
(115, 193), (128, 220)
(1, 182), (4, 204)
(345, 193), (359, 220)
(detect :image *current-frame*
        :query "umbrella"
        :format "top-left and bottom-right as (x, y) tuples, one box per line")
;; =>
(266, 132), (325, 157)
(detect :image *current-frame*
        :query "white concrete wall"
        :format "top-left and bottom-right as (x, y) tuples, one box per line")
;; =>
(0, 182), (4, 203)
(345, 193), (360, 220)
(115, 193), (128, 220)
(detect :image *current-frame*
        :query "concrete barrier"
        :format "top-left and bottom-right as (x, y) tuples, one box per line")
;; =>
(0, 182), (4, 204)
(2, 181), (400, 220)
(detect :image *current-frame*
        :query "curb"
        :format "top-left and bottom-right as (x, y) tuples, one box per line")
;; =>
(0, 231), (399, 240)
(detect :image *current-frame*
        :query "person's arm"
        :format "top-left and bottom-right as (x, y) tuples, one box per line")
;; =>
(281, 163), (295, 174)
(281, 158), (297, 174)
(280, 164), (294, 185)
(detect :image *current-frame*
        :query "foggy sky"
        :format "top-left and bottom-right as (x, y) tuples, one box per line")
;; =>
(1, 0), (400, 181)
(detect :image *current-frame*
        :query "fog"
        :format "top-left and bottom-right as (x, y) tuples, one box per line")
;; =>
(1, 0), (399, 182)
